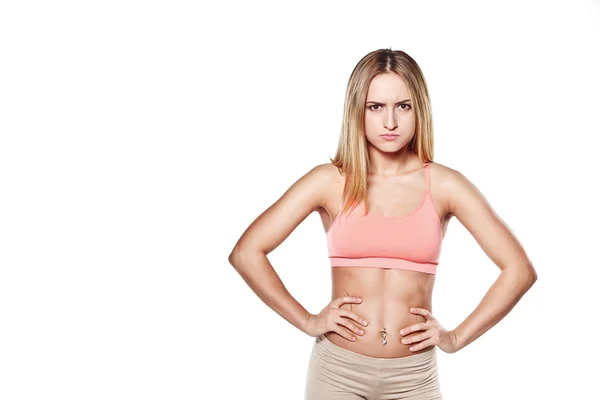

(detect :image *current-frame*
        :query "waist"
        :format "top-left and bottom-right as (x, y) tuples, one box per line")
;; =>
(326, 302), (434, 358)
(330, 267), (435, 358)
(321, 332), (437, 362)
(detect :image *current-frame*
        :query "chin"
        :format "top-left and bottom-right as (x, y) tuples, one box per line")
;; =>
(377, 145), (404, 153)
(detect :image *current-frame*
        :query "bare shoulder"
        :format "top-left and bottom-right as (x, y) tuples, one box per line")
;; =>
(229, 162), (336, 256)
(426, 161), (457, 217)
(303, 162), (340, 209)
(317, 162), (345, 214)
(427, 160), (485, 215)
(428, 161), (482, 214)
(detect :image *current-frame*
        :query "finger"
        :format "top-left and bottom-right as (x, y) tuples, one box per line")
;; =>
(337, 318), (364, 336)
(410, 307), (433, 319)
(409, 337), (436, 352)
(334, 326), (357, 342)
(338, 309), (369, 327)
(333, 296), (362, 308)
(400, 323), (426, 336)
(401, 331), (433, 345)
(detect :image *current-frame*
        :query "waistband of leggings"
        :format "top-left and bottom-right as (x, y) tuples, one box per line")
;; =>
(315, 333), (436, 366)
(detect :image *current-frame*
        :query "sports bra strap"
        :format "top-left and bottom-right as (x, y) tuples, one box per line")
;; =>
(424, 162), (431, 192)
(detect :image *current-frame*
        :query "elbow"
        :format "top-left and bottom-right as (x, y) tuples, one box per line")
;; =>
(228, 247), (242, 268)
(504, 263), (537, 289)
(228, 245), (260, 269)
(524, 264), (538, 287)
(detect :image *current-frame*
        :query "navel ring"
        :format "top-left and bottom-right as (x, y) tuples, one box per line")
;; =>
(380, 327), (387, 346)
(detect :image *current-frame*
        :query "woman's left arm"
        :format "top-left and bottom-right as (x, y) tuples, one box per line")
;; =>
(444, 167), (538, 352)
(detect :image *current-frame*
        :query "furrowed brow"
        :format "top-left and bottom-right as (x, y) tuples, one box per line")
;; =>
(365, 99), (411, 105)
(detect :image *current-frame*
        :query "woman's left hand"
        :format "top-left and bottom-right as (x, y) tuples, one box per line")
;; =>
(399, 307), (460, 354)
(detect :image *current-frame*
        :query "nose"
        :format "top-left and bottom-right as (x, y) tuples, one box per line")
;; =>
(383, 109), (398, 130)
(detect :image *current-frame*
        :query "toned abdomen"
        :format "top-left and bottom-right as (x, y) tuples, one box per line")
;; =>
(325, 266), (436, 358)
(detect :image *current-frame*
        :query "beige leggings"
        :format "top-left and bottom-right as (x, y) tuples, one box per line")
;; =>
(305, 334), (443, 400)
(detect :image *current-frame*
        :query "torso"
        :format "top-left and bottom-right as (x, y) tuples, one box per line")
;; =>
(317, 159), (452, 358)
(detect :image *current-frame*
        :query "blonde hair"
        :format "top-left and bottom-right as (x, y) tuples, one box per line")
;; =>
(329, 48), (435, 218)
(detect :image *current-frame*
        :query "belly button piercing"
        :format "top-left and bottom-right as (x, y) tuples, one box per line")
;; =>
(380, 327), (387, 346)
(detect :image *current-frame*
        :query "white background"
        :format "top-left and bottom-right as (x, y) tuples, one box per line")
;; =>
(1, 1), (599, 399)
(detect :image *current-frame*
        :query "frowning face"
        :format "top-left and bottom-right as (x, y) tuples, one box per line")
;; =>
(364, 72), (415, 153)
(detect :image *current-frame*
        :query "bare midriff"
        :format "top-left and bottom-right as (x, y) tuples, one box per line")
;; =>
(324, 266), (436, 359)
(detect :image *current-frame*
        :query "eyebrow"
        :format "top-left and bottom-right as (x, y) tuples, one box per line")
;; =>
(366, 99), (411, 105)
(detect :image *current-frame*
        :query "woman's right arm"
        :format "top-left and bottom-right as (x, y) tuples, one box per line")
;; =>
(227, 163), (333, 335)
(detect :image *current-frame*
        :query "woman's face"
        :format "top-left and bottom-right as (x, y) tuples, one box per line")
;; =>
(364, 72), (415, 152)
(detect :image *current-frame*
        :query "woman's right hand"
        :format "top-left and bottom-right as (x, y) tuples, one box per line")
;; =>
(303, 296), (369, 341)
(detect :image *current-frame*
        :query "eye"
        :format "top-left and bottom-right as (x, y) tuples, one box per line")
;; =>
(367, 104), (411, 111)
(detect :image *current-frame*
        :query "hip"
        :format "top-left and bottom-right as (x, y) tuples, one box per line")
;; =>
(305, 334), (442, 399)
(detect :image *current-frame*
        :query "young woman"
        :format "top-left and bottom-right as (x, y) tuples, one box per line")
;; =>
(228, 48), (537, 400)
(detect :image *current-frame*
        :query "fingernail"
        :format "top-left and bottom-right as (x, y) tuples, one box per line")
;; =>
(363, 320), (368, 326)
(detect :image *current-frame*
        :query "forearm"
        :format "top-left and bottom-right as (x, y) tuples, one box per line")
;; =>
(228, 248), (311, 334)
(453, 266), (536, 352)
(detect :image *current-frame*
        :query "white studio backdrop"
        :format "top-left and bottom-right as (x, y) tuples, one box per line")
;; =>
(1, 0), (599, 399)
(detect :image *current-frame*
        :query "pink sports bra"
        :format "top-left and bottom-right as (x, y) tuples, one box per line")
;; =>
(326, 162), (443, 274)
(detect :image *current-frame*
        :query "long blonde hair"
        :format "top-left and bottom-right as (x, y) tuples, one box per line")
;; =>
(329, 48), (435, 218)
